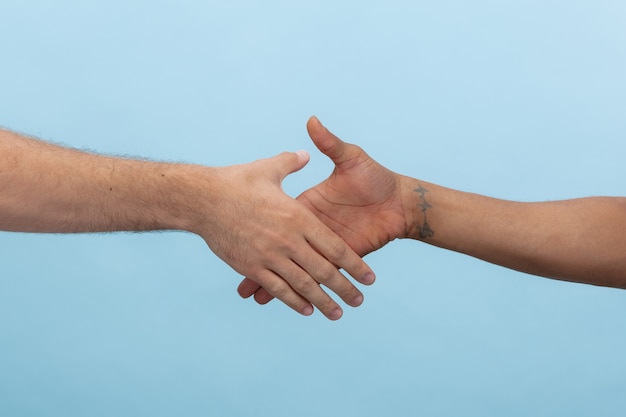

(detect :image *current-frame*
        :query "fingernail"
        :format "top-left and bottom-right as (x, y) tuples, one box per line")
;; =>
(328, 307), (343, 320)
(295, 150), (309, 161)
(362, 272), (376, 285)
(351, 294), (364, 307)
(312, 116), (326, 129)
(302, 305), (314, 316)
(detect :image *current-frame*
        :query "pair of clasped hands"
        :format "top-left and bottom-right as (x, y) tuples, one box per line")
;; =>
(3, 111), (623, 316)
(221, 117), (407, 320)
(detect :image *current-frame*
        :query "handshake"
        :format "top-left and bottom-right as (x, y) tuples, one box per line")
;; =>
(2, 117), (624, 319)
(218, 116), (417, 320)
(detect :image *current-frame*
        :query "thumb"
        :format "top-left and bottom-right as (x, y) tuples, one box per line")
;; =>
(306, 116), (352, 165)
(268, 150), (310, 181)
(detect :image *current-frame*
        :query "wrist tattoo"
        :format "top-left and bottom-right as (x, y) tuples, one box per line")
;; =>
(414, 184), (435, 239)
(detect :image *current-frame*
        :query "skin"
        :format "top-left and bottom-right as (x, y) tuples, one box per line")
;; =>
(0, 127), (375, 320)
(238, 116), (626, 303)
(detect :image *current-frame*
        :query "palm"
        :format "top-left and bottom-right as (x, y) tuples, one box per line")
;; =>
(237, 117), (407, 302)
(297, 145), (406, 257)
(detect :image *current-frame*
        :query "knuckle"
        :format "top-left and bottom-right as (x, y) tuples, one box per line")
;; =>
(265, 280), (289, 299)
(327, 240), (349, 261)
(320, 299), (340, 316)
(341, 284), (360, 299)
(315, 263), (339, 284)
(291, 277), (317, 295)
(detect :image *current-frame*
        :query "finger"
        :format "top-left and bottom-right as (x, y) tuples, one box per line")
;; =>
(272, 258), (344, 320)
(237, 277), (261, 299)
(305, 224), (376, 286)
(264, 150), (310, 182)
(238, 277), (276, 305)
(253, 288), (275, 305)
(294, 247), (365, 308)
(252, 270), (314, 317)
(306, 116), (354, 165)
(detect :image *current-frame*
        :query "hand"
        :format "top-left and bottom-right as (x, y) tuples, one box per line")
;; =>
(197, 149), (375, 320)
(238, 117), (410, 305)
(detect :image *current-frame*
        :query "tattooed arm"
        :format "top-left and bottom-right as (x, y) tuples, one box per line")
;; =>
(238, 117), (626, 302)
(0, 127), (374, 320)
(402, 182), (626, 286)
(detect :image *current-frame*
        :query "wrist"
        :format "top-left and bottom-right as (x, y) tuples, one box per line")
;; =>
(155, 163), (220, 235)
(401, 177), (437, 242)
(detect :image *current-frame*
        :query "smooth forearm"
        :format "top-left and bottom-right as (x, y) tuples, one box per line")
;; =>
(0, 128), (208, 234)
(402, 177), (626, 287)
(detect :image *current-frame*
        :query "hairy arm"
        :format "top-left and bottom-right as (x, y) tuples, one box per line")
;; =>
(0, 127), (374, 319)
(238, 117), (626, 302)
(0, 128), (201, 233)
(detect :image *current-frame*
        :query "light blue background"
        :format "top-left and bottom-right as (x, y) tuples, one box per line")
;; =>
(1, 1), (625, 416)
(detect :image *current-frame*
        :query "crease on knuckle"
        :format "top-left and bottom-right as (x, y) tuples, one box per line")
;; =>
(327, 240), (349, 262)
(343, 286), (361, 303)
(320, 298), (339, 314)
(291, 277), (316, 295)
(265, 280), (289, 300)
(314, 263), (339, 284)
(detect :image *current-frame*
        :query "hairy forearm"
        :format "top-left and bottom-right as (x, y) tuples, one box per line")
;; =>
(403, 177), (626, 288)
(0, 128), (207, 234)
